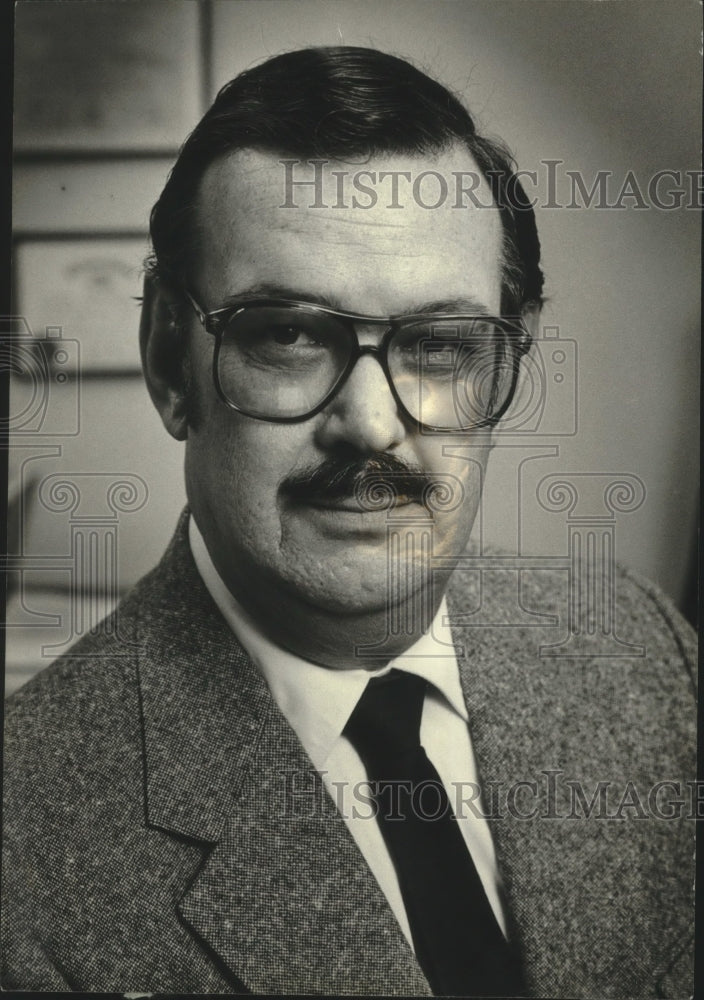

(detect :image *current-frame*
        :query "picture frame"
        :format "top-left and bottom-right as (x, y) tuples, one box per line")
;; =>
(13, 0), (204, 155)
(13, 234), (150, 375)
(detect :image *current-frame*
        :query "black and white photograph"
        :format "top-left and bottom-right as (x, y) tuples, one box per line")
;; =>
(3, 1), (700, 996)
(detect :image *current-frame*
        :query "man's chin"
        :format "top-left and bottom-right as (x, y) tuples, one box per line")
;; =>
(282, 557), (435, 618)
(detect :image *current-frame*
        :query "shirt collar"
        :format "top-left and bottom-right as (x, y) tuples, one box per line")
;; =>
(189, 515), (468, 770)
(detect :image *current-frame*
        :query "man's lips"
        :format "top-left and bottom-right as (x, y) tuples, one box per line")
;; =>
(304, 494), (417, 512)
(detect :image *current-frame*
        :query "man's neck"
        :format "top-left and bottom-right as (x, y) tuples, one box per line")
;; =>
(237, 585), (449, 670)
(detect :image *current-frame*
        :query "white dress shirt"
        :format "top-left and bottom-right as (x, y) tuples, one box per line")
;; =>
(189, 516), (506, 948)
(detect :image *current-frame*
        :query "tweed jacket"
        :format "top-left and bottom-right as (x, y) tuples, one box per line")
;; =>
(2, 512), (696, 996)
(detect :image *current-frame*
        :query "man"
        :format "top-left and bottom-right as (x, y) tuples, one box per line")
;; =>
(2, 47), (696, 997)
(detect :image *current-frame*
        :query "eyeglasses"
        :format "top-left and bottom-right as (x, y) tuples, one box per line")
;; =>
(183, 291), (532, 431)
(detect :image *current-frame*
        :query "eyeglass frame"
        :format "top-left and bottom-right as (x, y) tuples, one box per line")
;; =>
(181, 288), (533, 431)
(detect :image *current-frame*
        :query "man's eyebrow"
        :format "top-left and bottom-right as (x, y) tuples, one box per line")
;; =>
(217, 284), (345, 310)
(401, 297), (493, 317)
(216, 285), (493, 317)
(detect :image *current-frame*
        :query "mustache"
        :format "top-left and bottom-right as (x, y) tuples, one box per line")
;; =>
(280, 454), (435, 507)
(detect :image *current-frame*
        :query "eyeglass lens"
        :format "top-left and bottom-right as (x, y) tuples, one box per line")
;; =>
(216, 306), (518, 428)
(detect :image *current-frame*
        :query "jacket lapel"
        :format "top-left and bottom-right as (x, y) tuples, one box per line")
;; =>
(178, 701), (431, 996)
(135, 514), (430, 995)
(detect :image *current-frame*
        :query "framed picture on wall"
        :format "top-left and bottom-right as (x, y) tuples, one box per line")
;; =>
(14, 235), (150, 374)
(13, 0), (203, 154)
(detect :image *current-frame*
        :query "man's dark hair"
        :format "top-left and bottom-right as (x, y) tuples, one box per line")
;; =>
(148, 45), (544, 329)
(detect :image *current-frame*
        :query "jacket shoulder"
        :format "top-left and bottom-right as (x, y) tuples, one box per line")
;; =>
(616, 562), (697, 687)
(447, 552), (697, 702)
(2, 519), (191, 806)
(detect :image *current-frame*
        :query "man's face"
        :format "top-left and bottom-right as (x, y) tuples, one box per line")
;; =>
(183, 146), (503, 622)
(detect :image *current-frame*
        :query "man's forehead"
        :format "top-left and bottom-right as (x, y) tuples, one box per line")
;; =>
(193, 146), (503, 311)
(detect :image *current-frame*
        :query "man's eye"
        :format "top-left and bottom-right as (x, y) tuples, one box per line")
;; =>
(267, 325), (320, 348)
(397, 333), (427, 355)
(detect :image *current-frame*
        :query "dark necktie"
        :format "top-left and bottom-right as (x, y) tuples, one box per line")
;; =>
(343, 668), (526, 997)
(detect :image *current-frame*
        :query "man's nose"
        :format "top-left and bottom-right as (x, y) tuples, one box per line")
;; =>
(315, 353), (407, 454)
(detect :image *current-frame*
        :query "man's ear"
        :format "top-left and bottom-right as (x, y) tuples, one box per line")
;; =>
(520, 301), (542, 342)
(139, 274), (190, 442)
